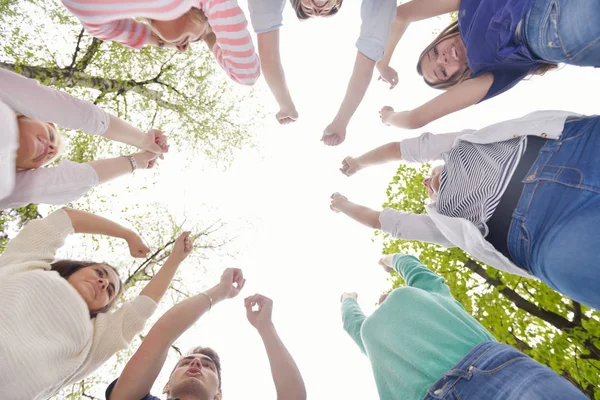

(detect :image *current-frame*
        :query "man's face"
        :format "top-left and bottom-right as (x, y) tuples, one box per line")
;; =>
(165, 354), (221, 400)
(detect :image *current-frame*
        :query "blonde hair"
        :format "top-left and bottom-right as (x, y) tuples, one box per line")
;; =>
(416, 21), (558, 91)
(16, 113), (65, 168)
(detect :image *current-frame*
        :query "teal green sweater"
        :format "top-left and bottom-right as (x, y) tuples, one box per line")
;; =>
(341, 255), (497, 400)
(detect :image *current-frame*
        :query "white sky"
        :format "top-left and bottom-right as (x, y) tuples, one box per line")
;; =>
(49, 1), (600, 399)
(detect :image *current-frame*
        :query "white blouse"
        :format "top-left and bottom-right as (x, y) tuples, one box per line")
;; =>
(380, 110), (581, 278)
(0, 69), (109, 209)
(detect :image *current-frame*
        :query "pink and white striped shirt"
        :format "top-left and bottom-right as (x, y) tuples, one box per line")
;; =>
(61, 0), (260, 86)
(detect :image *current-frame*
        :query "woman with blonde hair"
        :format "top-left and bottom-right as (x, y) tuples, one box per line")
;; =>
(60, 0), (260, 86)
(0, 207), (194, 400)
(375, 0), (599, 129)
(0, 69), (167, 210)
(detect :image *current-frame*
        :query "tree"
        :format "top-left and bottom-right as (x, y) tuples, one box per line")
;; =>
(378, 164), (600, 399)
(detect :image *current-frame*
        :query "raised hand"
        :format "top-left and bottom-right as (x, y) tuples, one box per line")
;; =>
(321, 122), (347, 147)
(378, 256), (394, 273)
(340, 292), (358, 302)
(377, 65), (399, 89)
(140, 128), (168, 156)
(132, 151), (159, 170)
(170, 231), (193, 263)
(379, 106), (395, 126)
(276, 107), (299, 125)
(340, 156), (361, 177)
(216, 268), (246, 300)
(245, 294), (274, 331)
(126, 232), (151, 258)
(378, 293), (389, 305)
(329, 192), (348, 213)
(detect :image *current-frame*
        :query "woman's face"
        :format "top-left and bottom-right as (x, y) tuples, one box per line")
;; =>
(299, 0), (338, 17)
(151, 11), (211, 52)
(67, 264), (121, 312)
(423, 165), (443, 199)
(420, 36), (468, 84)
(16, 116), (58, 170)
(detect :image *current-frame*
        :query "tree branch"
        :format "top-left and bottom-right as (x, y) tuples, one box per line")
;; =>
(69, 28), (86, 70)
(0, 62), (180, 110)
(75, 37), (102, 72)
(464, 260), (577, 331)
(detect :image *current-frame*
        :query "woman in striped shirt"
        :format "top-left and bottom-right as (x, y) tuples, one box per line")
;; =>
(60, 0), (260, 86)
(330, 110), (600, 310)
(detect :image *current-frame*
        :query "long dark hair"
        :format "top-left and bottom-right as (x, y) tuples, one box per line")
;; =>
(51, 260), (123, 318)
(416, 20), (558, 90)
(290, 0), (343, 20)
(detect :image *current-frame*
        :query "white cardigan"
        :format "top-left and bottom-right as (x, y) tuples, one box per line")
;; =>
(379, 110), (581, 278)
(0, 210), (157, 400)
(0, 69), (109, 209)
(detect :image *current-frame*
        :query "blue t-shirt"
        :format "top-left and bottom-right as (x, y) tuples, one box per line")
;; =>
(458, 0), (543, 101)
(105, 379), (178, 400)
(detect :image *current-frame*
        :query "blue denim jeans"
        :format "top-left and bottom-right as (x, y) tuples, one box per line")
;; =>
(522, 0), (600, 66)
(423, 342), (586, 399)
(507, 116), (600, 310)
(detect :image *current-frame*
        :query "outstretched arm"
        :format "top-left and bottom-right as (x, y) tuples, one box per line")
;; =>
(378, 0), (461, 80)
(381, 74), (493, 129)
(322, 52), (375, 146)
(138, 232), (193, 304)
(257, 30), (298, 124)
(340, 142), (402, 176)
(108, 268), (246, 400)
(340, 292), (367, 354)
(330, 193), (382, 229)
(246, 294), (306, 400)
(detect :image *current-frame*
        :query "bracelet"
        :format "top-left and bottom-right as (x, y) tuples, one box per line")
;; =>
(157, 38), (165, 49)
(125, 155), (137, 172)
(200, 292), (213, 311)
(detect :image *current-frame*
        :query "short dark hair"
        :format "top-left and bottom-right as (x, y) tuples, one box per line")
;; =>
(289, 0), (343, 20)
(50, 260), (123, 318)
(170, 346), (223, 389)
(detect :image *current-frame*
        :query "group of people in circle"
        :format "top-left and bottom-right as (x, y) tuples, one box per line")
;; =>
(0, 0), (598, 399)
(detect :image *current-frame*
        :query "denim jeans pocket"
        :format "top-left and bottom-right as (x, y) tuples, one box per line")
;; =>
(471, 355), (529, 375)
(541, 1), (562, 50)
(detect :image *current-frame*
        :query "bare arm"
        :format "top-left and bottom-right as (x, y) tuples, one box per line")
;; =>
(62, 207), (136, 239)
(322, 52), (375, 146)
(258, 30), (298, 124)
(61, 207), (151, 258)
(377, 0), (461, 85)
(340, 142), (402, 176)
(89, 151), (158, 184)
(382, 74), (493, 129)
(109, 268), (245, 400)
(103, 115), (166, 154)
(138, 232), (193, 304)
(246, 295), (306, 400)
(330, 193), (382, 230)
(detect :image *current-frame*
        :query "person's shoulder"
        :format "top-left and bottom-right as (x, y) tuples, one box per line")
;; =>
(105, 378), (163, 400)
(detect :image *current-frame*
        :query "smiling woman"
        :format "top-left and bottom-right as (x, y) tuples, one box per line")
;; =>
(0, 69), (167, 210)
(0, 207), (195, 400)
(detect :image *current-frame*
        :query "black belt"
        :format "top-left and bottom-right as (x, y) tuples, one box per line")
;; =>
(486, 135), (548, 260)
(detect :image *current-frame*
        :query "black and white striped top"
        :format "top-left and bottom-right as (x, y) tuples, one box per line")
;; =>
(437, 137), (527, 236)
